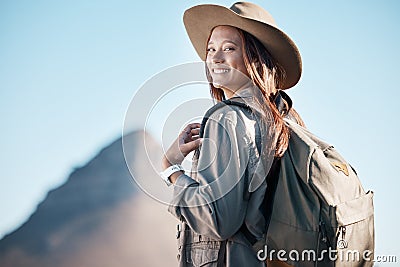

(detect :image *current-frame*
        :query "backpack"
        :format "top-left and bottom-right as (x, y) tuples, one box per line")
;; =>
(199, 95), (375, 267)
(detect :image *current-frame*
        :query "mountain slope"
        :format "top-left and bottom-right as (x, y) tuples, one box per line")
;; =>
(0, 130), (178, 267)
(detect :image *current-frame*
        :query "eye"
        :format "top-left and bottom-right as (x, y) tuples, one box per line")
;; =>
(206, 47), (215, 52)
(224, 47), (235, 51)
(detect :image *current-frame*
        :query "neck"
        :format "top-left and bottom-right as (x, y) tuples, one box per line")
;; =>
(221, 80), (253, 99)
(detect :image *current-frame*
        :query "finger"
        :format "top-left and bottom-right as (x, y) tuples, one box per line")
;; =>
(181, 124), (201, 142)
(190, 128), (200, 135)
(181, 138), (203, 155)
(188, 122), (201, 128)
(184, 123), (201, 132)
(182, 134), (197, 145)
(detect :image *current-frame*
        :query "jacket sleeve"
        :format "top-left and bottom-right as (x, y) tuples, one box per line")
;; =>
(168, 109), (252, 240)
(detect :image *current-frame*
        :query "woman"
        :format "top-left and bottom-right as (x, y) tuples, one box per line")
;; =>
(160, 2), (303, 266)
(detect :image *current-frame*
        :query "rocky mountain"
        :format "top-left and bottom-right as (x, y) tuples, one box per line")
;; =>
(0, 130), (178, 267)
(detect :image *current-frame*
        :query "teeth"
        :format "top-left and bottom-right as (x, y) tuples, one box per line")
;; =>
(213, 69), (229, 74)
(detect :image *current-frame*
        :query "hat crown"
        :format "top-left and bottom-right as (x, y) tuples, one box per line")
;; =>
(230, 2), (277, 27)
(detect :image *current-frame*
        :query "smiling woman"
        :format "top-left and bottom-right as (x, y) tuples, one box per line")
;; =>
(206, 26), (251, 97)
(160, 2), (304, 267)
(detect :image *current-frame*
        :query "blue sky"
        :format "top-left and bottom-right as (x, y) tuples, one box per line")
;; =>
(1, 0), (399, 261)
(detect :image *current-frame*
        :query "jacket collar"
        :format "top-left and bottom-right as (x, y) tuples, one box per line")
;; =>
(230, 86), (292, 115)
(273, 90), (292, 116)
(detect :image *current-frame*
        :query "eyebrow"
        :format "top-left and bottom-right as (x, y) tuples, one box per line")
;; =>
(207, 40), (239, 46)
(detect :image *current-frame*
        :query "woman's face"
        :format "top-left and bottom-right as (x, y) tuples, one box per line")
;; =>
(206, 25), (250, 97)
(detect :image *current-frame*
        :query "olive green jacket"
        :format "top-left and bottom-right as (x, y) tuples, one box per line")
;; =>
(168, 86), (277, 266)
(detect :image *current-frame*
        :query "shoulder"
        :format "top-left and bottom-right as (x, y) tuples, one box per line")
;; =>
(203, 104), (255, 146)
(207, 103), (252, 128)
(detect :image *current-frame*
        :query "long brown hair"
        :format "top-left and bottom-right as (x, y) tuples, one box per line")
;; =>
(207, 28), (304, 157)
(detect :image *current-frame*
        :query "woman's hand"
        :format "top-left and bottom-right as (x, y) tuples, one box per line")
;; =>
(162, 123), (202, 170)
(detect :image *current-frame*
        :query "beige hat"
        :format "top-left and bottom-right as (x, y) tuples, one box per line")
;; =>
(183, 2), (302, 89)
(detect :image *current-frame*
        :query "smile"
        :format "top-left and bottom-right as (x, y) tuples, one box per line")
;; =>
(212, 68), (230, 74)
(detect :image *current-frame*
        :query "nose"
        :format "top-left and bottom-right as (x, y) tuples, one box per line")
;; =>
(210, 50), (224, 64)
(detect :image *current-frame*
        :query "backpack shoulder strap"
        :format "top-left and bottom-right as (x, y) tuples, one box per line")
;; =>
(198, 99), (252, 138)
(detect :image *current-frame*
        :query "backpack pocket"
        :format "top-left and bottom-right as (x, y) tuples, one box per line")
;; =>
(333, 191), (374, 227)
(328, 191), (374, 265)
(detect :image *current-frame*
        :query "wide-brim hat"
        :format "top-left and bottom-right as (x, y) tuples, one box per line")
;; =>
(183, 2), (302, 89)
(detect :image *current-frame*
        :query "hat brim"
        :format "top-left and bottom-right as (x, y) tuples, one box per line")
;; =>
(183, 4), (302, 89)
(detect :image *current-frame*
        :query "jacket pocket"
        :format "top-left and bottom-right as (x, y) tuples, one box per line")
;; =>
(185, 245), (219, 267)
(184, 231), (221, 267)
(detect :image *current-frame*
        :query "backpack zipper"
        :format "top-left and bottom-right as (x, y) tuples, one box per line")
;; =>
(317, 220), (329, 267)
(337, 226), (348, 249)
(319, 220), (331, 247)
